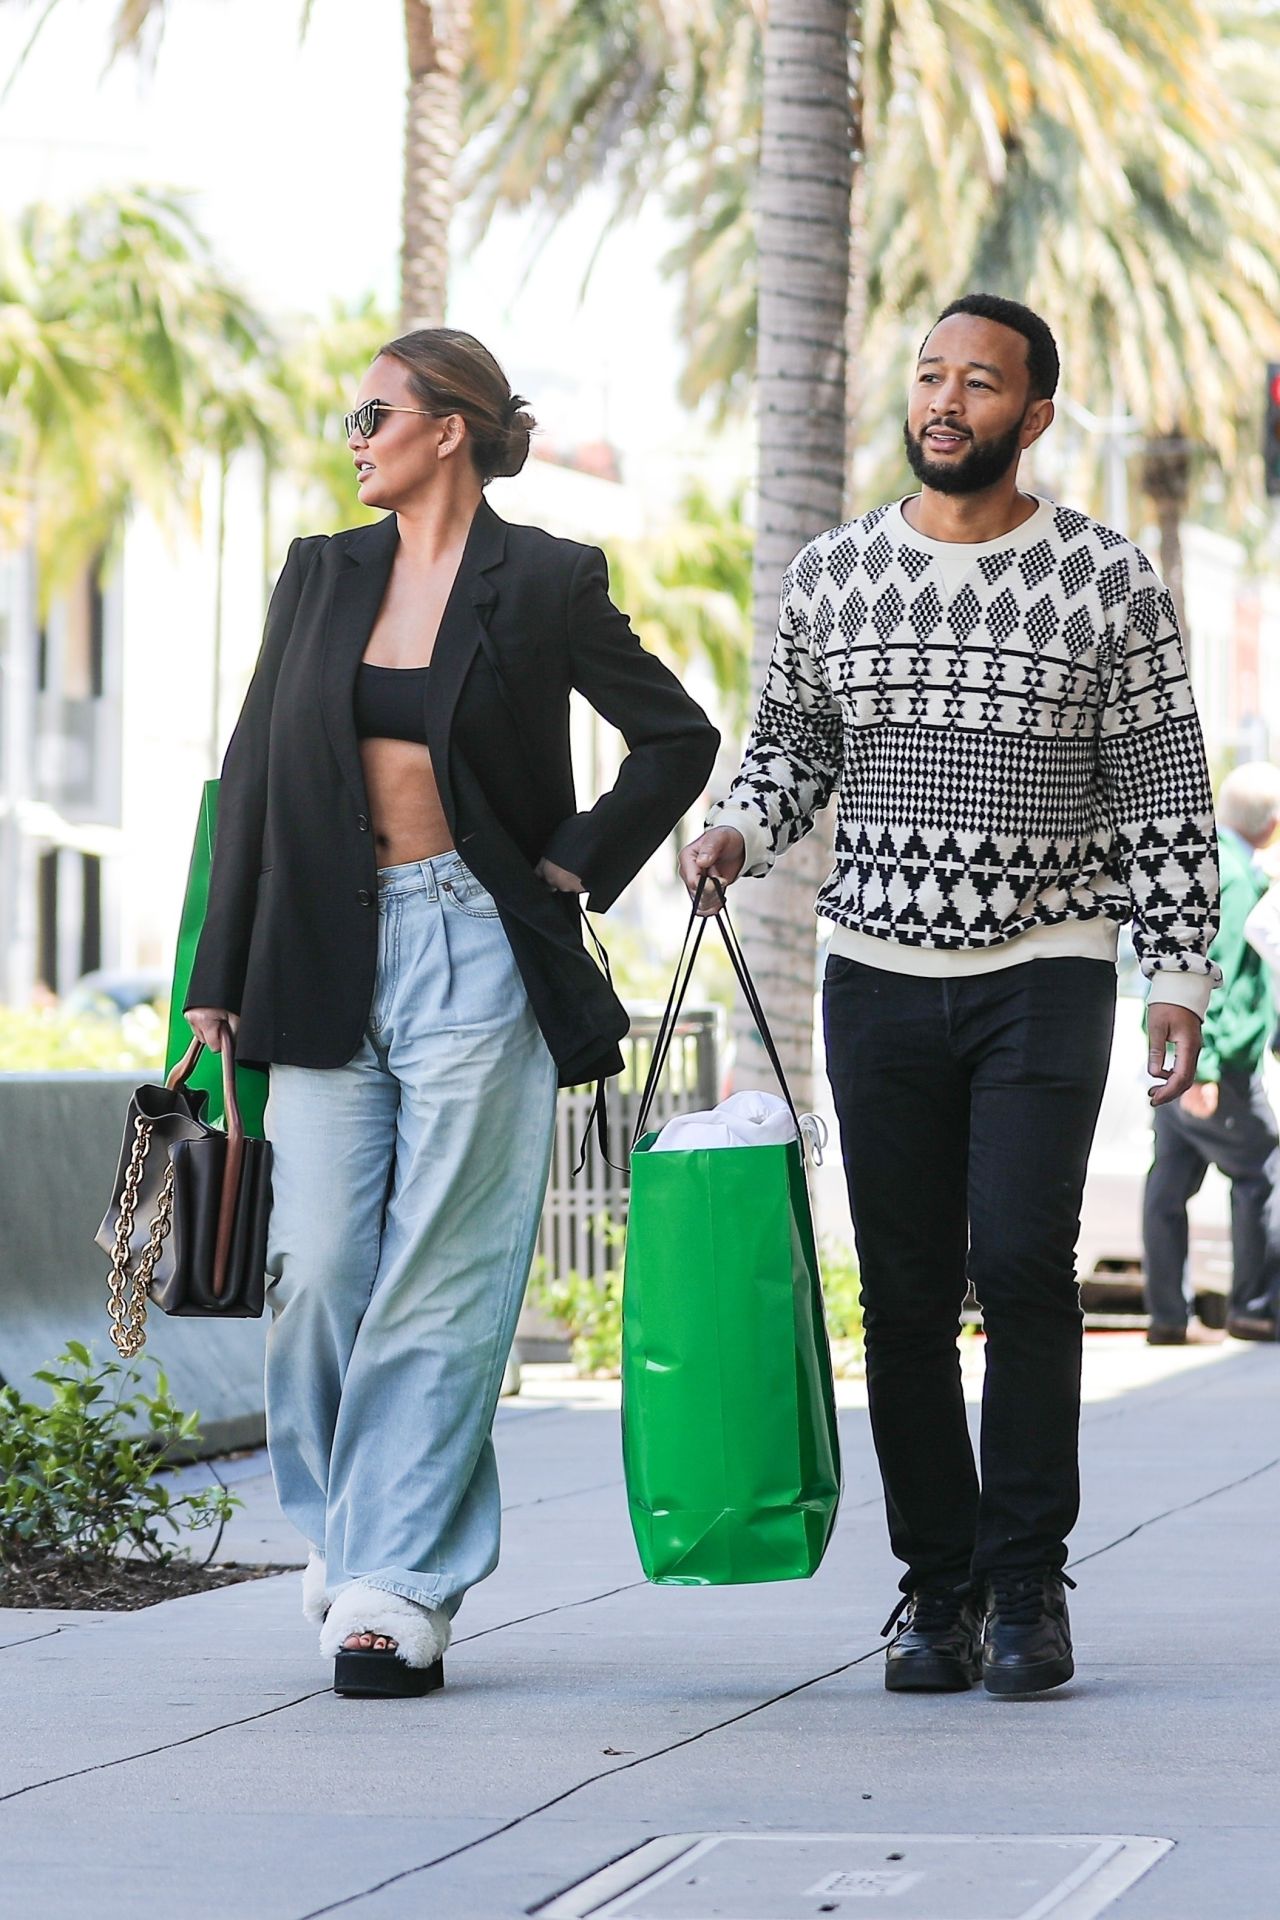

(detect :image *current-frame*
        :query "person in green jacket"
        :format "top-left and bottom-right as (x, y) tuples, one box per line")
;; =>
(1144, 761), (1280, 1343)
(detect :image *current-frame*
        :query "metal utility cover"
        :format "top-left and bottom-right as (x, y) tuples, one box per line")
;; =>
(538, 1833), (1173, 1920)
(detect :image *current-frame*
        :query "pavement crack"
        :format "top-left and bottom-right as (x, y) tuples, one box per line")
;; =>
(0, 1579), (647, 1808)
(1071, 1453), (1280, 1569)
(501, 1478), (623, 1514)
(290, 1644), (887, 1918)
(455, 1580), (648, 1644)
(0, 1628), (64, 1654)
(288, 1453), (1280, 1916)
(0, 1686), (332, 1806)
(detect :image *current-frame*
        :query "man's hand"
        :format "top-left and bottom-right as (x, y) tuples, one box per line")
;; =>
(1179, 1080), (1219, 1120)
(536, 857), (586, 893)
(678, 827), (746, 915)
(1147, 1003), (1203, 1107)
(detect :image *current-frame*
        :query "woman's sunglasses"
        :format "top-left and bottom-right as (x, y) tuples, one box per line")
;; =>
(343, 399), (444, 440)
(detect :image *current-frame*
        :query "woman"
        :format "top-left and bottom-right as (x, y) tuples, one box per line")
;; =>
(185, 328), (718, 1697)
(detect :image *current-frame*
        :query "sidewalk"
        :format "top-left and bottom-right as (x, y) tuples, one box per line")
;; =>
(0, 1332), (1276, 1920)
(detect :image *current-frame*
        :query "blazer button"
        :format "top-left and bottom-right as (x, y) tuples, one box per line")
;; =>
(357, 813), (369, 832)
(357, 888), (372, 906)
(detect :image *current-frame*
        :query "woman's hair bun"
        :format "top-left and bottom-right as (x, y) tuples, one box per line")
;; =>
(378, 329), (536, 482)
(491, 392), (535, 479)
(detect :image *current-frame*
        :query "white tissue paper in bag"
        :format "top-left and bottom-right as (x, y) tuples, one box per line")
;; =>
(651, 1091), (797, 1153)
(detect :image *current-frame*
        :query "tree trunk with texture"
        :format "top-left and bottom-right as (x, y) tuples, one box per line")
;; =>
(400, 0), (471, 330)
(1141, 437), (1192, 671)
(729, 0), (854, 1110)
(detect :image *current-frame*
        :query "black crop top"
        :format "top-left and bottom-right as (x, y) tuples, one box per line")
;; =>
(353, 662), (430, 745)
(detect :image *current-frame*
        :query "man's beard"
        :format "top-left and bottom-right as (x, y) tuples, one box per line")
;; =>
(903, 415), (1026, 495)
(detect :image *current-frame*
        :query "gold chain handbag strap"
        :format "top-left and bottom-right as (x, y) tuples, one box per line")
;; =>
(103, 1027), (239, 1354)
(105, 1112), (177, 1359)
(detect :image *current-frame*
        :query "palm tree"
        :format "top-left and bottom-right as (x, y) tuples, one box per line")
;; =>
(271, 297), (398, 533)
(466, 0), (1280, 1091)
(869, 2), (1280, 641)
(464, 2), (1226, 413)
(0, 188), (271, 600)
(401, 0), (474, 326)
(603, 484), (754, 726)
(726, 0), (852, 1109)
(3, 0), (474, 328)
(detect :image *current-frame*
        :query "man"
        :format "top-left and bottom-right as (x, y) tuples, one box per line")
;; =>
(680, 293), (1220, 1698)
(1144, 762), (1280, 1344)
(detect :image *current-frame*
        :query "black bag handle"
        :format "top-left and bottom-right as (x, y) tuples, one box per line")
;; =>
(630, 881), (711, 1148)
(171, 1024), (244, 1298)
(571, 905), (627, 1176)
(632, 877), (803, 1149)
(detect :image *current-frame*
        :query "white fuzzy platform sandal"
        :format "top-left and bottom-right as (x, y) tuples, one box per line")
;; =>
(301, 1550), (329, 1626)
(320, 1581), (451, 1698)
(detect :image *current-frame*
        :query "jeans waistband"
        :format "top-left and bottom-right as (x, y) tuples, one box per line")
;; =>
(376, 851), (473, 899)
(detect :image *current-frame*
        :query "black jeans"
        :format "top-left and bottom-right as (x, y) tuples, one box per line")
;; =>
(1143, 1069), (1280, 1326)
(823, 954), (1116, 1594)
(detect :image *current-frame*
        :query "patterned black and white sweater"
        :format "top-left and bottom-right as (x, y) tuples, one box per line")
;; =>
(707, 497), (1221, 1013)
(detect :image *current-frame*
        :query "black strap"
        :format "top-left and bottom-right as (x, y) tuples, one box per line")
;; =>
(572, 1076), (620, 1177)
(571, 905), (627, 1176)
(631, 877), (802, 1150)
(631, 878), (711, 1145)
(711, 893), (802, 1138)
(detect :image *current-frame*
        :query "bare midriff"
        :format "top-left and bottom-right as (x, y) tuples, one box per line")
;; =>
(360, 737), (455, 867)
(358, 522), (477, 868)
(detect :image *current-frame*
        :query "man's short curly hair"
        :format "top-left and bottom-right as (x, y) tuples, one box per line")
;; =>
(926, 294), (1060, 401)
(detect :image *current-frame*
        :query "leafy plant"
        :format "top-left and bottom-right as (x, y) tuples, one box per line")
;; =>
(0, 1003), (167, 1072)
(0, 1344), (238, 1568)
(819, 1241), (863, 1345)
(527, 1217), (627, 1377)
(530, 1220), (865, 1377)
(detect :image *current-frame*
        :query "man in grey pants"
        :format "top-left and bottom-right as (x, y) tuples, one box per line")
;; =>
(1144, 762), (1280, 1344)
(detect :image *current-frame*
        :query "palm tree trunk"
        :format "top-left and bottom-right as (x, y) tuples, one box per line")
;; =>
(1141, 435), (1192, 668)
(843, 52), (867, 507)
(729, 0), (854, 1110)
(401, 0), (471, 329)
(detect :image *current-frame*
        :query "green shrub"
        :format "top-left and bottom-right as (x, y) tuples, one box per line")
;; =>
(0, 1343), (238, 1567)
(527, 1217), (626, 1376)
(0, 1003), (167, 1072)
(819, 1240), (863, 1343)
(529, 1222), (865, 1377)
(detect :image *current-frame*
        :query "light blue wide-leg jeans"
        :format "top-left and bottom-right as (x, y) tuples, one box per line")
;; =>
(263, 852), (558, 1616)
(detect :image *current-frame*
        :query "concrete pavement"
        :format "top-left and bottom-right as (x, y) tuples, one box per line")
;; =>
(0, 1333), (1276, 1919)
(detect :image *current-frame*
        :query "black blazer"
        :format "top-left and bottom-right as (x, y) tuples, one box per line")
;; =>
(186, 501), (719, 1086)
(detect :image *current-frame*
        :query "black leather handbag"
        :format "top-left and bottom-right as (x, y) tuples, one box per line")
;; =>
(95, 1029), (272, 1357)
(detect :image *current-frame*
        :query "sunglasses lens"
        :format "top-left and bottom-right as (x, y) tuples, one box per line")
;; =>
(345, 402), (379, 439)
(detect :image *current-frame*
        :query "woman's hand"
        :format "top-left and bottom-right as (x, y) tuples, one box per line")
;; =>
(536, 857), (586, 893)
(186, 1008), (240, 1051)
(678, 828), (746, 915)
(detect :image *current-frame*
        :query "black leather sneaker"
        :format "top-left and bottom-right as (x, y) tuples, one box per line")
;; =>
(883, 1587), (983, 1693)
(982, 1570), (1076, 1697)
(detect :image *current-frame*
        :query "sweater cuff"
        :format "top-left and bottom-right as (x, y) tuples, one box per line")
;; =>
(1146, 971), (1213, 1019)
(704, 798), (773, 877)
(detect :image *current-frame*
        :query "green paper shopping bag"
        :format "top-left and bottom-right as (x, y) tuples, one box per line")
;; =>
(163, 780), (268, 1139)
(620, 888), (841, 1585)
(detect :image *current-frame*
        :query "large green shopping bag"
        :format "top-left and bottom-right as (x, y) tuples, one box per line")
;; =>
(621, 887), (841, 1585)
(163, 780), (268, 1139)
